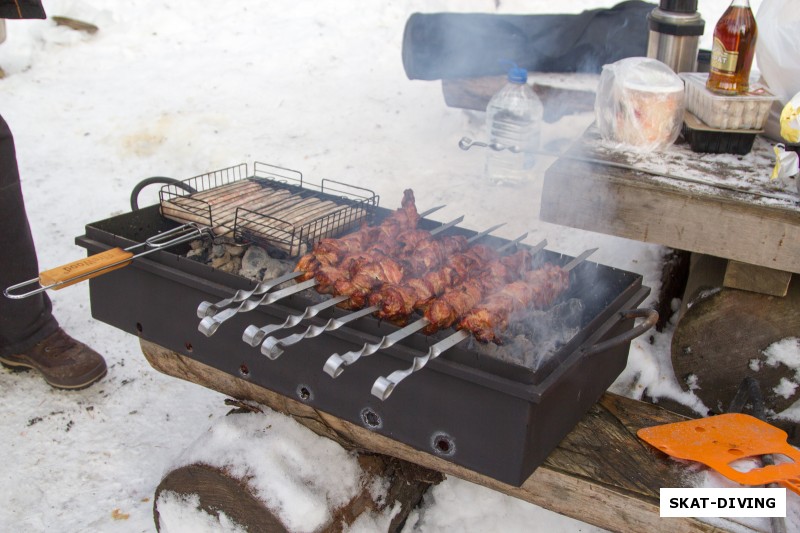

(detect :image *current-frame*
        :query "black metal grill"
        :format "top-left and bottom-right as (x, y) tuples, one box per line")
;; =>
(76, 184), (651, 486)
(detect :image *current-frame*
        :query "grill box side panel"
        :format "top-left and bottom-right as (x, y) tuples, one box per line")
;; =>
(83, 259), (538, 483)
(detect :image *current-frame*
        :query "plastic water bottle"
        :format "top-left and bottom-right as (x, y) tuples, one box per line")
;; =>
(484, 66), (543, 184)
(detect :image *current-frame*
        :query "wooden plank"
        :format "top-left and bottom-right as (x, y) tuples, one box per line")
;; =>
(541, 128), (800, 274)
(723, 261), (793, 297)
(140, 339), (755, 533)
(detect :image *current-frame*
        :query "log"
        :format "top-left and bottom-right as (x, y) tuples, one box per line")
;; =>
(140, 339), (756, 533)
(154, 463), (290, 533)
(655, 248), (691, 331)
(671, 270), (800, 439)
(153, 407), (443, 533)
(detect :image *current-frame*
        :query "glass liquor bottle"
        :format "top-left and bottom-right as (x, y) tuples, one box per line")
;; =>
(706, 0), (757, 95)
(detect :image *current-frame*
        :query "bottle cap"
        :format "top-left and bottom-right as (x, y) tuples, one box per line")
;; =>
(658, 0), (698, 13)
(508, 66), (528, 84)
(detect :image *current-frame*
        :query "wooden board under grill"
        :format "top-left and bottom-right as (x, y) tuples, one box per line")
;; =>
(159, 178), (369, 256)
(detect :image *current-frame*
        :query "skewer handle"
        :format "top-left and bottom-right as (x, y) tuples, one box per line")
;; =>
(6, 248), (136, 299)
(241, 295), (347, 346)
(261, 305), (380, 359)
(197, 270), (302, 319)
(371, 330), (470, 400)
(198, 278), (317, 336)
(323, 318), (429, 378)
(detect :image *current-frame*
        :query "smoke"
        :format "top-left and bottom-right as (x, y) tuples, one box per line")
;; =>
(468, 297), (584, 371)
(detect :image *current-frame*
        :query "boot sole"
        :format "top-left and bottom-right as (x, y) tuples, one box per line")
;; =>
(0, 358), (107, 390)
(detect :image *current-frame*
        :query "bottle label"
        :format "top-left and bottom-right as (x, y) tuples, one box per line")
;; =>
(710, 37), (739, 74)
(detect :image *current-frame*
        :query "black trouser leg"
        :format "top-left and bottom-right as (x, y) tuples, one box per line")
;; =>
(0, 114), (58, 357)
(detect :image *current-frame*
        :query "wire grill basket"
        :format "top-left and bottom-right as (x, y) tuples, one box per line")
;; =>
(159, 162), (378, 257)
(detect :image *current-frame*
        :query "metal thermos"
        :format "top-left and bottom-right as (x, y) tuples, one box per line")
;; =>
(647, 0), (705, 73)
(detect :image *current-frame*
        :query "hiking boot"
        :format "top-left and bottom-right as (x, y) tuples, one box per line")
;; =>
(0, 328), (107, 390)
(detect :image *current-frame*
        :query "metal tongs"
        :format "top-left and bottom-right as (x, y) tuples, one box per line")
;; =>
(4, 223), (210, 299)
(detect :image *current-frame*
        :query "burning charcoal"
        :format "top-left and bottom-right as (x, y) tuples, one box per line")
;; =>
(238, 245), (294, 284)
(186, 246), (209, 263)
(240, 246), (271, 280)
(210, 252), (233, 270)
(226, 244), (247, 257)
(470, 335), (533, 367)
(185, 239), (210, 263)
(469, 298), (585, 372)
(259, 258), (294, 285)
(215, 256), (242, 275)
(211, 243), (227, 259)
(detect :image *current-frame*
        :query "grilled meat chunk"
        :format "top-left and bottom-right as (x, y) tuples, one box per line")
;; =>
(458, 263), (570, 344)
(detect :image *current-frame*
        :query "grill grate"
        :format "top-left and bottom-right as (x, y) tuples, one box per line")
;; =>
(159, 162), (378, 257)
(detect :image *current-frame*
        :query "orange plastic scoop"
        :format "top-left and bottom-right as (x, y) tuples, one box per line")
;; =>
(638, 413), (800, 494)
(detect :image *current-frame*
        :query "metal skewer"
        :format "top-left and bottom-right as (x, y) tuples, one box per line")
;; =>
(196, 204), (446, 319)
(323, 235), (543, 378)
(242, 222), (505, 347)
(198, 213), (464, 337)
(262, 232), (534, 361)
(370, 247), (598, 400)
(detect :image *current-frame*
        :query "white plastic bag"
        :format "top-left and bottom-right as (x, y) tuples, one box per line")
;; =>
(757, 1), (800, 104)
(595, 57), (685, 152)
(782, 92), (800, 144)
(756, 1), (800, 143)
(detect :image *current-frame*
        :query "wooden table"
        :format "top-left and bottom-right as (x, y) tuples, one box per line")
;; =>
(541, 125), (800, 284)
(542, 126), (800, 420)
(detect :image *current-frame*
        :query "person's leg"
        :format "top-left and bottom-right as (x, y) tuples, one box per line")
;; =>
(0, 113), (59, 356)
(0, 114), (106, 389)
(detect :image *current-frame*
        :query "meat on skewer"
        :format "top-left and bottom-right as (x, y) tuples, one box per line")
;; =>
(457, 263), (570, 344)
(294, 189), (419, 280)
(369, 243), (499, 322)
(369, 251), (593, 400)
(319, 233), (470, 309)
(421, 249), (532, 334)
(320, 242), (539, 379)
(310, 227), (447, 295)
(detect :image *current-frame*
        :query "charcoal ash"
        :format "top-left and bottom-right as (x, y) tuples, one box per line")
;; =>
(468, 298), (585, 372)
(185, 238), (295, 288)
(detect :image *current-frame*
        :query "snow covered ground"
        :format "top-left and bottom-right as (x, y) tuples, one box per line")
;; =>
(2, 0), (797, 532)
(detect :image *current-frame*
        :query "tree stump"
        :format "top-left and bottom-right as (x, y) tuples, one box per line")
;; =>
(672, 268), (800, 442)
(155, 463), (289, 532)
(153, 406), (442, 533)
